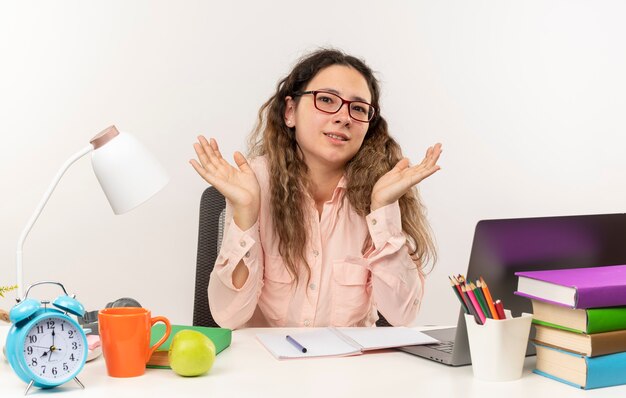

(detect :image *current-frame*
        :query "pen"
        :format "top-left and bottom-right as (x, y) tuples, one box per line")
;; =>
(286, 335), (307, 353)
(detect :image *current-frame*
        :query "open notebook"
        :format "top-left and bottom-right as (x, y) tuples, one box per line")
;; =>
(256, 327), (439, 360)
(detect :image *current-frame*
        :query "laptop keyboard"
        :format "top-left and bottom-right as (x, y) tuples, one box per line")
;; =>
(429, 340), (454, 354)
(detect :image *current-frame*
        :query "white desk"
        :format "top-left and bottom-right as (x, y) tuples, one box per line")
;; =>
(1, 327), (624, 397)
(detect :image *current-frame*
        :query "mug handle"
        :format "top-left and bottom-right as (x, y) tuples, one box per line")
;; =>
(146, 316), (172, 363)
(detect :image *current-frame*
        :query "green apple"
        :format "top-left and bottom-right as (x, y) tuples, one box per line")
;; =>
(168, 330), (216, 377)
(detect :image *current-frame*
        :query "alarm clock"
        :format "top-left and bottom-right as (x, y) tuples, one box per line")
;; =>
(5, 281), (88, 394)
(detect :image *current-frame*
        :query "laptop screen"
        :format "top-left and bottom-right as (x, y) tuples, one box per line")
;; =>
(466, 213), (626, 319)
(398, 213), (626, 365)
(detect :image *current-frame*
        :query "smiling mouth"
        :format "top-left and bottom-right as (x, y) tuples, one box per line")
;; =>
(324, 133), (349, 141)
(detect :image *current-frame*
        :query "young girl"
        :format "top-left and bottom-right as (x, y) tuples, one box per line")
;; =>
(190, 49), (442, 329)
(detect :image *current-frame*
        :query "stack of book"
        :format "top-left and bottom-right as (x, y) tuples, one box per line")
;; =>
(515, 264), (626, 390)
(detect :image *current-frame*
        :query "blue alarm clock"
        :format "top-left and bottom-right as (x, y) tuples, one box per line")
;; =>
(6, 281), (88, 395)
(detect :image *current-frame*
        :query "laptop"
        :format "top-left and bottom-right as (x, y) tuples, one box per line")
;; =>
(398, 213), (626, 366)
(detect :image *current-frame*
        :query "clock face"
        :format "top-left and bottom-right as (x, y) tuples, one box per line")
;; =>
(22, 316), (85, 381)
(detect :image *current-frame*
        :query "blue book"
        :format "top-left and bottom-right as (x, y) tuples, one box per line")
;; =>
(534, 343), (626, 389)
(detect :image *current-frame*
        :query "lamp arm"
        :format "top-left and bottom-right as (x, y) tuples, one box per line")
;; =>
(16, 144), (94, 298)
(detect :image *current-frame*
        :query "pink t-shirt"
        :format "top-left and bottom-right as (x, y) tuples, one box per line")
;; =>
(208, 156), (425, 329)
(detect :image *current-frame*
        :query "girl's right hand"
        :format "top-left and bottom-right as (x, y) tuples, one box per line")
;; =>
(190, 136), (260, 230)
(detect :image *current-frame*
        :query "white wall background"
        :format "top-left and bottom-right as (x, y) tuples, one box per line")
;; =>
(1, 0), (625, 326)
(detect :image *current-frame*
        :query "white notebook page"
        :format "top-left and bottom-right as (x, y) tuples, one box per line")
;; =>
(337, 327), (439, 350)
(256, 328), (360, 359)
(256, 327), (439, 359)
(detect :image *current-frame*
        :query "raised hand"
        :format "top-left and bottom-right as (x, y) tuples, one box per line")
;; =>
(370, 143), (442, 211)
(190, 136), (260, 230)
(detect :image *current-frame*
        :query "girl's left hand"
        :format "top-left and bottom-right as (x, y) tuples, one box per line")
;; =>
(370, 143), (442, 212)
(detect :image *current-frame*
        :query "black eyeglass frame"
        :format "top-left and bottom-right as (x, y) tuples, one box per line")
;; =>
(294, 90), (377, 122)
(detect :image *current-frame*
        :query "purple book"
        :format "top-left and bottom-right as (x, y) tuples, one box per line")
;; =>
(515, 264), (626, 309)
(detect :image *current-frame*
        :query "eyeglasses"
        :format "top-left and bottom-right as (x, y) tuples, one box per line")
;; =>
(294, 90), (376, 123)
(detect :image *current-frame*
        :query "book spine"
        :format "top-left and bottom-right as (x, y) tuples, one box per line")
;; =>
(586, 351), (626, 389)
(576, 285), (626, 309)
(587, 307), (626, 334)
(589, 330), (626, 357)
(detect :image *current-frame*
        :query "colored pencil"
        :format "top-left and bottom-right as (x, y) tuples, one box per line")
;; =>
(494, 299), (506, 319)
(479, 277), (499, 320)
(470, 282), (492, 319)
(449, 276), (470, 314)
(461, 284), (482, 324)
(455, 276), (472, 314)
(451, 274), (507, 322)
(476, 279), (496, 319)
(457, 275), (481, 321)
(465, 284), (486, 324)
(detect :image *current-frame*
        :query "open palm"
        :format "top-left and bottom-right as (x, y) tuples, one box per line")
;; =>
(190, 136), (260, 228)
(371, 143), (442, 211)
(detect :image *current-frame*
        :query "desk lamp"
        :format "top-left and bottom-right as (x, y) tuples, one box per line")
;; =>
(15, 125), (169, 297)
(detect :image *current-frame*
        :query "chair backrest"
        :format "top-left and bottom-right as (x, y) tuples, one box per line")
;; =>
(192, 186), (391, 327)
(193, 186), (226, 327)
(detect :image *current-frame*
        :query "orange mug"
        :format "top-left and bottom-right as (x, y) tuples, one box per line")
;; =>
(98, 307), (171, 377)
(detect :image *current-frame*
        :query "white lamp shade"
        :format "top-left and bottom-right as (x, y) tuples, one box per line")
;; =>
(91, 130), (169, 214)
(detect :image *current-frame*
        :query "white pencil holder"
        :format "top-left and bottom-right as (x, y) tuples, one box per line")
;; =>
(464, 309), (532, 382)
